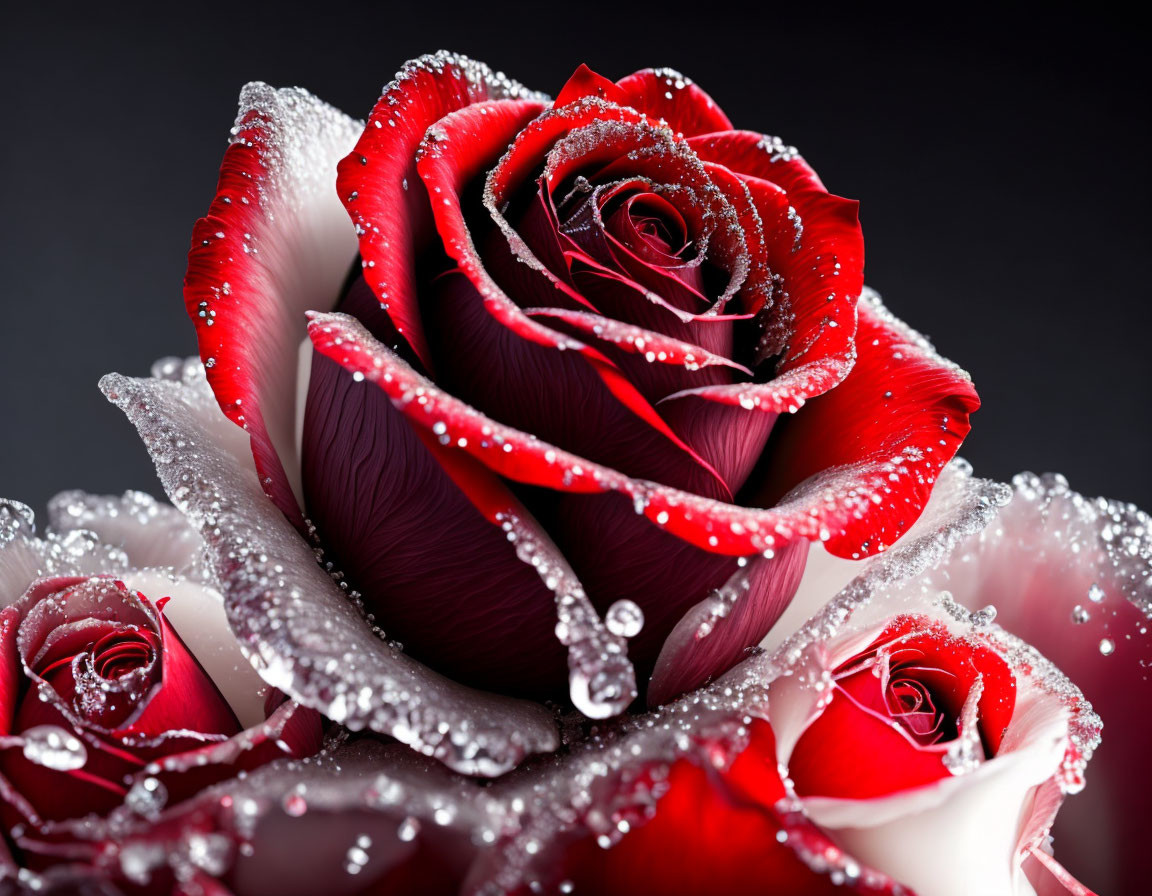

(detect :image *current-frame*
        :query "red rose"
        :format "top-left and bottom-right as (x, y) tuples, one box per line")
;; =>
(180, 52), (977, 721)
(0, 573), (323, 868)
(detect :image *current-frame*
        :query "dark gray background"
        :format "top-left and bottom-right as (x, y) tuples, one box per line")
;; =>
(1, 4), (1148, 518)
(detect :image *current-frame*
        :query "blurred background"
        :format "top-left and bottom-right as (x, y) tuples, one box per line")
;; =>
(1, 5), (1146, 516)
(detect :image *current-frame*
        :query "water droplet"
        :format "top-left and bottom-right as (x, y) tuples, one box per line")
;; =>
(125, 777), (168, 817)
(1071, 605), (1091, 624)
(1099, 638), (1115, 656)
(21, 725), (87, 771)
(397, 817), (420, 842)
(1088, 583), (1106, 603)
(282, 792), (308, 817)
(186, 832), (232, 875)
(605, 600), (644, 638)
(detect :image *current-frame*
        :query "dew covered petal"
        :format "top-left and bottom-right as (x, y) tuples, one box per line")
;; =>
(100, 367), (559, 776)
(185, 83), (363, 528)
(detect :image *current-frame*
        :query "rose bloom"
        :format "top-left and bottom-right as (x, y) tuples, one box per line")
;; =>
(179, 50), (977, 723)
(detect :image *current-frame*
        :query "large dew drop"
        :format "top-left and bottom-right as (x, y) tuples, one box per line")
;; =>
(21, 725), (87, 771)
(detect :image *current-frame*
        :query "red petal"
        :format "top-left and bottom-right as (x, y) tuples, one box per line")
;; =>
(124, 597), (242, 741)
(763, 293), (980, 559)
(307, 310), (959, 571)
(614, 69), (733, 137)
(788, 687), (953, 799)
(554, 63), (630, 108)
(0, 607), (19, 736)
(690, 132), (864, 375)
(337, 52), (542, 371)
(185, 84), (362, 528)
(556, 722), (897, 896)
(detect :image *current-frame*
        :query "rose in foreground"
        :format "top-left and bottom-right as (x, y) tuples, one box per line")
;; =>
(180, 51), (978, 726)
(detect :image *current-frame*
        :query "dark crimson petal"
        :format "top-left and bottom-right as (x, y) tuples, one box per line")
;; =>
(428, 256), (729, 500)
(477, 197), (592, 314)
(529, 115), (756, 314)
(657, 395), (777, 495)
(524, 306), (747, 406)
(550, 492), (746, 687)
(185, 84), (362, 528)
(553, 63), (630, 108)
(302, 351), (566, 696)
(614, 68), (734, 137)
(606, 192), (690, 264)
(307, 309), (969, 561)
(762, 292), (980, 559)
(337, 52), (543, 371)
(414, 100), (731, 498)
(647, 538), (809, 705)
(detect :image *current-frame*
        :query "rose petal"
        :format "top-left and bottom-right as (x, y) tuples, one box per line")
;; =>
(121, 570), (268, 729)
(648, 537), (809, 705)
(185, 83), (362, 527)
(932, 472), (1152, 894)
(100, 368), (559, 776)
(414, 99), (732, 498)
(300, 350), (567, 697)
(337, 52), (543, 371)
(689, 131), (864, 372)
(48, 491), (206, 580)
(307, 309), (971, 562)
(553, 64), (630, 109)
(614, 68), (734, 137)
(761, 290), (980, 559)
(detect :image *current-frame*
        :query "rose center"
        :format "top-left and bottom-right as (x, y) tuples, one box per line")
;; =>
(604, 192), (690, 264)
(91, 628), (157, 680)
(884, 676), (948, 743)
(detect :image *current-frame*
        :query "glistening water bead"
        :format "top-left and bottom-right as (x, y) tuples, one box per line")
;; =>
(20, 724), (88, 771)
(605, 599), (644, 638)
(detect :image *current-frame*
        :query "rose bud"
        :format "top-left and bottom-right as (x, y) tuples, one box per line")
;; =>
(0, 576), (320, 827)
(0, 493), (324, 885)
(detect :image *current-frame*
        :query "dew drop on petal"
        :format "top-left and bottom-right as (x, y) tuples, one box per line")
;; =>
(21, 725), (87, 771)
(397, 817), (420, 842)
(125, 776), (168, 817)
(605, 599), (644, 638)
(1099, 638), (1115, 656)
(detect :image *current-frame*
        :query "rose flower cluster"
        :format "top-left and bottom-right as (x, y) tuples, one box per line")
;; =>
(1, 52), (1147, 896)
